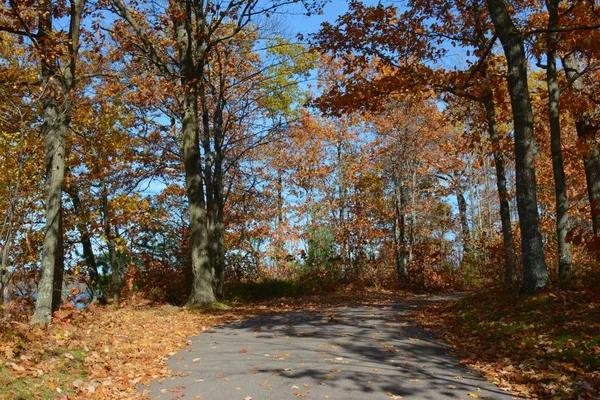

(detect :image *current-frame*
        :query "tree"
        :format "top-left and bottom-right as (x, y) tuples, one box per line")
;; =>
(485, 0), (550, 293)
(1, 0), (88, 322)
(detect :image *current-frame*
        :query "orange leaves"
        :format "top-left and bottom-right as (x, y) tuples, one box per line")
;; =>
(0, 304), (243, 399)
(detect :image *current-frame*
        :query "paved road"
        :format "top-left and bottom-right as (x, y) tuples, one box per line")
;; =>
(143, 297), (517, 400)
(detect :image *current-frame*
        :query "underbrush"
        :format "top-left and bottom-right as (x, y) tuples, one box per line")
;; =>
(413, 281), (600, 399)
(224, 278), (321, 301)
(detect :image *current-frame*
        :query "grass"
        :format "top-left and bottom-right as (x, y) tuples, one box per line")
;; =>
(414, 286), (600, 398)
(0, 345), (88, 399)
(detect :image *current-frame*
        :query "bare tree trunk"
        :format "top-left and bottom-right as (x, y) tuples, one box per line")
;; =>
(483, 95), (517, 284)
(546, 0), (573, 279)
(562, 54), (600, 242)
(486, 0), (550, 294)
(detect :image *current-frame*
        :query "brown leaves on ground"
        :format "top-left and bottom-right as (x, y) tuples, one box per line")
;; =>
(0, 288), (411, 399)
(0, 303), (240, 399)
(412, 287), (600, 399)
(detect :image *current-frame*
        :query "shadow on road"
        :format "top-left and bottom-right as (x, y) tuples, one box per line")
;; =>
(144, 295), (518, 400)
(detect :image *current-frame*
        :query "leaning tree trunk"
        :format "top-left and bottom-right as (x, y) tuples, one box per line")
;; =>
(562, 54), (600, 242)
(483, 95), (518, 284)
(486, 0), (550, 294)
(546, 0), (573, 279)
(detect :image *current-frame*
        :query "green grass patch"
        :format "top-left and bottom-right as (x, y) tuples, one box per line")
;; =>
(0, 345), (88, 400)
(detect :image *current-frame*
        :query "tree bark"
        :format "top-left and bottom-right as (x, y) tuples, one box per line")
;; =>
(546, 0), (573, 279)
(393, 170), (408, 283)
(456, 182), (471, 257)
(174, 5), (214, 305)
(562, 54), (600, 242)
(486, 0), (550, 294)
(212, 84), (226, 299)
(408, 168), (416, 264)
(483, 95), (517, 284)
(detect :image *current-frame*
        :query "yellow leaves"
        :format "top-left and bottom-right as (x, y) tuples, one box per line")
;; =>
(467, 393), (479, 398)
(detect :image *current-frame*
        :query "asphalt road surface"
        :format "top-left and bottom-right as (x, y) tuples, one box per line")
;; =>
(143, 297), (518, 400)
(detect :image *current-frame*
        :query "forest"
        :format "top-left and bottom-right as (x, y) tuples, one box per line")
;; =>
(0, 0), (599, 399)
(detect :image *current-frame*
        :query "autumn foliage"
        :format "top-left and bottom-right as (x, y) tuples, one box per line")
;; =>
(1, 0), (600, 398)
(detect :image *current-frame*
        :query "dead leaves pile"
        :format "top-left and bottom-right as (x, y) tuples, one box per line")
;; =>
(0, 304), (239, 399)
(412, 288), (600, 399)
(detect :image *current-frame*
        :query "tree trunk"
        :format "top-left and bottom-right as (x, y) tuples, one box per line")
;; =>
(34, 81), (68, 323)
(101, 181), (121, 304)
(546, 0), (573, 279)
(65, 182), (106, 304)
(1, 226), (11, 305)
(456, 182), (471, 257)
(486, 0), (550, 294)
(212, 84), (226, 299)
(562, 54), (600, 242)
(483, 95), (517, 284)
(175, 9), (214, 305)
(33, 0), (85, 323)
(408, 168), (416, 263)
(393, 170), (408, 283)
(183, 85), (214, 305)
(212, 156), (225, 299)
